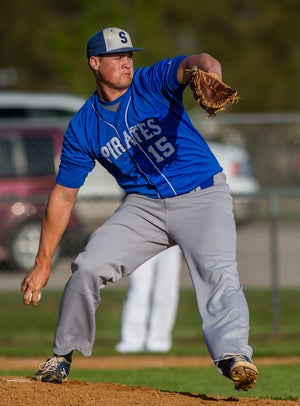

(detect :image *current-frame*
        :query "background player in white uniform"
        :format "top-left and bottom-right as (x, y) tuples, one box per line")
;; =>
(116, 245), (181, 353)
(21, 27), (258, 391)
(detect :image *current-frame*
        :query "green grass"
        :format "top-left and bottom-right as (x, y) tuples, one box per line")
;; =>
(0, 288), (300, 356)
(0, 288), (300, 400)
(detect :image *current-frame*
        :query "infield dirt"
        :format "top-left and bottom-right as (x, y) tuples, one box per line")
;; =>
(1, 355), (300, 405)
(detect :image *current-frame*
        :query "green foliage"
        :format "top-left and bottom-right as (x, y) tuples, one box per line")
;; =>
(1, 1), (300, 111)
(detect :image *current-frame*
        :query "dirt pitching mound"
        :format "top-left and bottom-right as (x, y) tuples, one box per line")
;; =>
(1, 356), (300, 405)
(0, 376), (298, 406)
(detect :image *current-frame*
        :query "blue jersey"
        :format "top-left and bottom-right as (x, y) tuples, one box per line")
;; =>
(56, 55), (222, 198)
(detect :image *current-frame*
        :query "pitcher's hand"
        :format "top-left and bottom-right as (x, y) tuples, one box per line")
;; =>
(20, 264), (50, 306)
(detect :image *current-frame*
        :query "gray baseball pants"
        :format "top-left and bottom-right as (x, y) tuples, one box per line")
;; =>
(53, 172), (253, 364)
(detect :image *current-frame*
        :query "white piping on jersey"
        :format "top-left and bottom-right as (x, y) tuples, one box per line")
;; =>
(91, 102), (148, 189)
(124, 96), (177, 196)
(91, 97), (177, 197)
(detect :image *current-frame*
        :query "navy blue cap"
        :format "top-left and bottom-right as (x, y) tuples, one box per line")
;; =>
(87, 27), (145, 58)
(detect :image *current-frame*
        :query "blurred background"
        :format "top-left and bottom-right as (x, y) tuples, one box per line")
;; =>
(0, 0), (300, 338)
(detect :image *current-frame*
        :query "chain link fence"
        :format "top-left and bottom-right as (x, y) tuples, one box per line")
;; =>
(191, 112), (300, 283)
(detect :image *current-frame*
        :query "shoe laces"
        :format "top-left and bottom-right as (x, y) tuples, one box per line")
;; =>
(220, 354), (249, 362)
(39, 356), (66, 372)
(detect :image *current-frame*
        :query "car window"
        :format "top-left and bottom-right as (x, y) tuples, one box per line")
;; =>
(24, 137), (55, 176)
(0, 135), (55, 178)
(0, 139), (16, 176)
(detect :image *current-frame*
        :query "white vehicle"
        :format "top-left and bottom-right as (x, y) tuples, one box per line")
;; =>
(208, 141), (260, 223)
(0, 91), (85, 119)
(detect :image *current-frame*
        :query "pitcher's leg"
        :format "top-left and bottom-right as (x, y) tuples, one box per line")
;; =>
(53, 269), (101, 356)
(53, 196), (170, 357)
(169, 183), (252, 362)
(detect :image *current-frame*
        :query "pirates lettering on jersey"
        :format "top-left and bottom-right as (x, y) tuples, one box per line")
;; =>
(100, 118), (175, 164)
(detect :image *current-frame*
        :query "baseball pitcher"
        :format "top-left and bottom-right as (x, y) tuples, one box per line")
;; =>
(21, 27), (257, 391)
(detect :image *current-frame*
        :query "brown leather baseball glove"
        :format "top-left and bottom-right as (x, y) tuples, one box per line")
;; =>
(185, 66), (240, 118)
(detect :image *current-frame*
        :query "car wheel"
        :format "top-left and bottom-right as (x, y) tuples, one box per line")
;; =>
(10, 221), (60, 271)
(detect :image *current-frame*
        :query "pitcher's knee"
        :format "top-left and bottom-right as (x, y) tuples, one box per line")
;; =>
(66, 266), (102, 295)
(70, 254), (122, 293)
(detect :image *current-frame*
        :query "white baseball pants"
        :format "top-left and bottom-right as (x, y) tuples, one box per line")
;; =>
(116, 245), (182, 353)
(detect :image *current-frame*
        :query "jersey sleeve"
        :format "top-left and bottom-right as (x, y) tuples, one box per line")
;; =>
(56, 114), (96, 188)
(135, 55), (186, 99)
